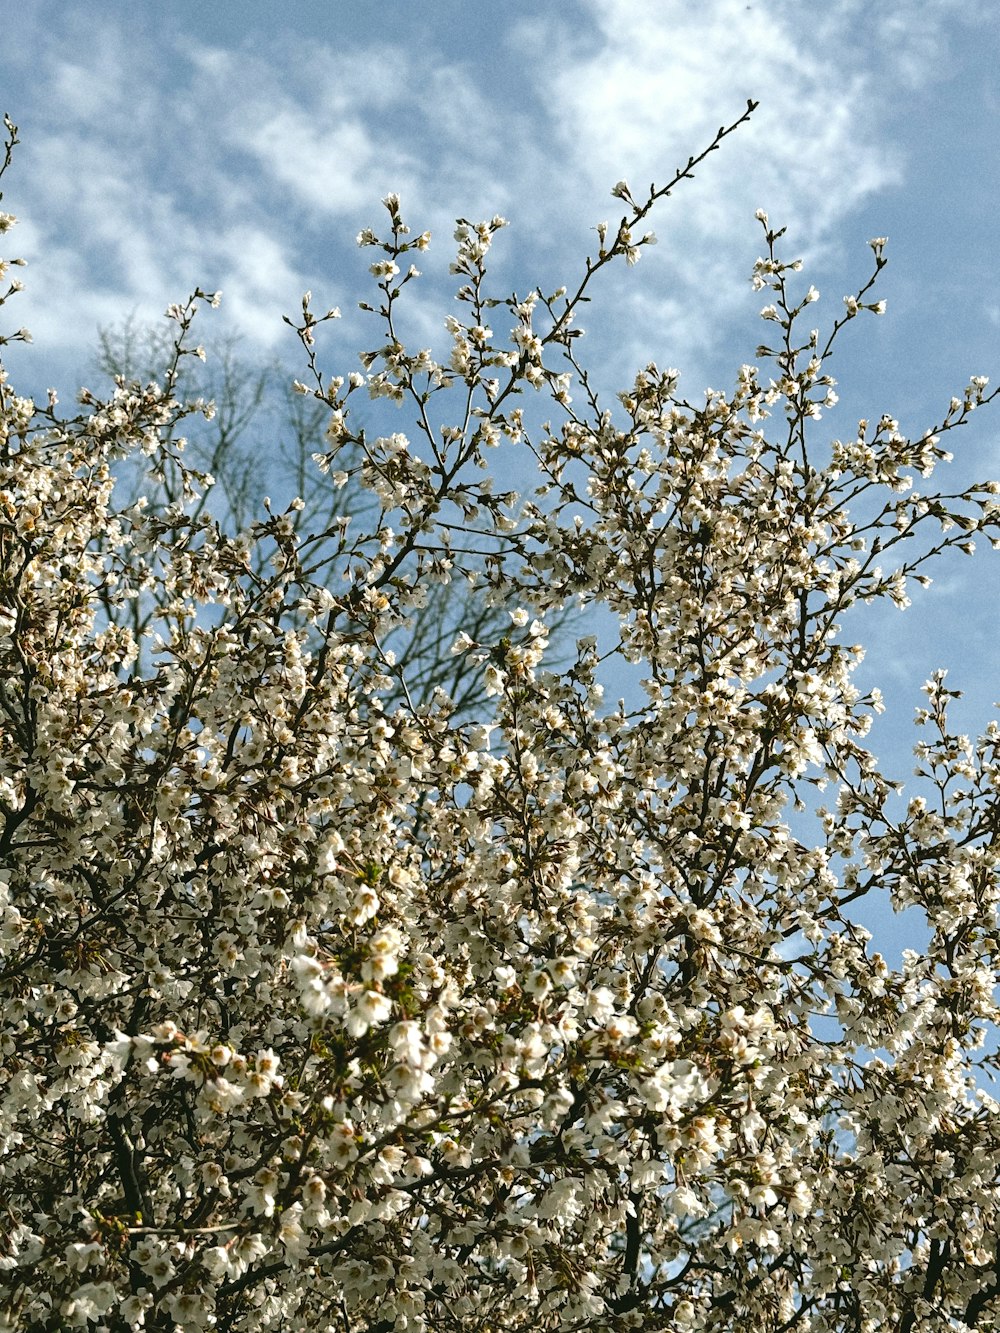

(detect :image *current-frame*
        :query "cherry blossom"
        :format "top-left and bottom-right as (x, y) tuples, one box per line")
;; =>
(2, 101), (1000, 1331)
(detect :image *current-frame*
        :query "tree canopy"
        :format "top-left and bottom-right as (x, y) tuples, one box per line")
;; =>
(3, 104), (1000, 1332)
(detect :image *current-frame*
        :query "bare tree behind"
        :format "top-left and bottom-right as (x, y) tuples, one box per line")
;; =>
(90, 318), (570, 721)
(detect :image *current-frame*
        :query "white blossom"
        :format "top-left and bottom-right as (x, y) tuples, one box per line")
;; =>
(2, 104), (999, 1333)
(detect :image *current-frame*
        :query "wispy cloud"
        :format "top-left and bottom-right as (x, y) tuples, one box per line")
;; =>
(2, 0), (994, 392)
(492, 2), (905, 383)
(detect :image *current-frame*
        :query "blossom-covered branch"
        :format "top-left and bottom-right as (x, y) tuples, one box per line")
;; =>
(2, 103), (1000, 1333)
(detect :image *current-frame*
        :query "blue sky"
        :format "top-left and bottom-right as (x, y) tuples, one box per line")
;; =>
(2, 0), (998, 828)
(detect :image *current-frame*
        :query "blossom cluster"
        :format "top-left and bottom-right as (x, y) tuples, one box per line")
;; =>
(2, 106), (1000, 1332)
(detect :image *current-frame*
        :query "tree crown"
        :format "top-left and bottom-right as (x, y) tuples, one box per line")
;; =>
(3, 104), (1000, 1332)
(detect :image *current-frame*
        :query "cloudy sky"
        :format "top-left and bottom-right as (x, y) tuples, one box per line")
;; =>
(3, 0), (998, 891)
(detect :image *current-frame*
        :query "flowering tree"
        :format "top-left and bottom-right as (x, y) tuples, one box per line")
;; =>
(88, 316), (543, 722)
(3, 101), (1000, 1332)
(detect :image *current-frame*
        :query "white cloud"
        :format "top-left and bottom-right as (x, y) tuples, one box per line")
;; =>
(454, 0), (996, 398)
(2, 0), (995, 398)
(183, 43), (420, 218)
(872, 0), (992, 88)
(178, 38), (521, 235)
(244, 111), (404, 215)
(494, 3), (898, 377)
(211, 226), (312, 349)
